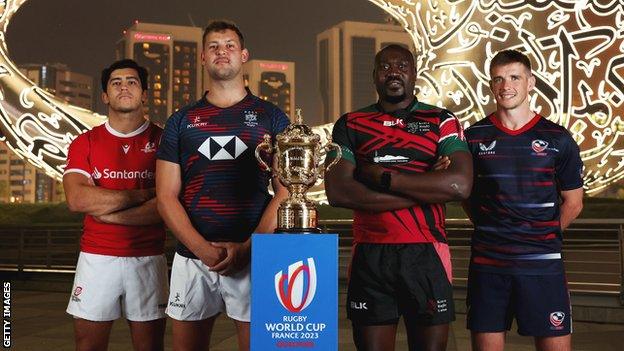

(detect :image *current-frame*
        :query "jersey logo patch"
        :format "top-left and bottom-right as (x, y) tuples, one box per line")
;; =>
(373, 154), (409, 164)
(532, 139), (548, 153)
(406, 121), (431, 133)
(244, 110), (258, 127)
(198, 136), (248, 160)
(478, 141), (496, 155)
(141, 142), (156, 153)
(479, 141), (496, 151)
(122, 144), (130, 154)
(383, 118), (405, 127)
(92, 167), (102, 179)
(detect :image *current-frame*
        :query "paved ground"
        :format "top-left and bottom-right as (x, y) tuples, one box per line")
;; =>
(5, 289), (624, 351)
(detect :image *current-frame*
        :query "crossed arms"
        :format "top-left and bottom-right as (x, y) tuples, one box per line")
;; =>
(325, 152), (473, 212)
(63, 172), (161, 225)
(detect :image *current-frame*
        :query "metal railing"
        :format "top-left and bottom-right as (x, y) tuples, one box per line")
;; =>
(1, 219), (623, 299)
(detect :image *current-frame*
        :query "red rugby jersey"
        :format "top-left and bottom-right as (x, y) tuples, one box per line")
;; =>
(332, 100), (469, 244)
(64, 121), (165, 256)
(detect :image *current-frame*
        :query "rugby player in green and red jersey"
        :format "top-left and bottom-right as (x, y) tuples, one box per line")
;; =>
(325, 45), (472, 351)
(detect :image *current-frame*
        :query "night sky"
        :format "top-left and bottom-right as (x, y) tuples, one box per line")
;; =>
(7, 0), (387, 125)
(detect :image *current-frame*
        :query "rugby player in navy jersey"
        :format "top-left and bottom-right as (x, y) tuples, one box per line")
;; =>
(325, 45), (473, 351)
(464, 50), (584, 351)
(156, 20), (289, 351)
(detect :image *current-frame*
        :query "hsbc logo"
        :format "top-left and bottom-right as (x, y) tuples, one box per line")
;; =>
(198, 136), (248, 160)
(91, 167), (154, 180)
(274, 258), (317, 313)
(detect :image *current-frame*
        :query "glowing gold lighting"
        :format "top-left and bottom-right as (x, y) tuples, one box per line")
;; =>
(368, 0), (624, 195)
(0, 1), (622, 197)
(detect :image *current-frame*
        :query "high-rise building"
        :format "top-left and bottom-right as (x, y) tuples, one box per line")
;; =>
(19, 63), (94, 110)
(316, 21), (415, 123)
(0, 142), (64, 203)
(243, 60), (295, 118)
(117, 22), (203, 126)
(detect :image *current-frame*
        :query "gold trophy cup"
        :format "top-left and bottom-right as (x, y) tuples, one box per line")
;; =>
(255, 109), (341, 233)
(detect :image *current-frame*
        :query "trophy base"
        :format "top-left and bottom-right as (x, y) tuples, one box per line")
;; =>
(274, 227), (322, 234)
(275, 200), (319, 234)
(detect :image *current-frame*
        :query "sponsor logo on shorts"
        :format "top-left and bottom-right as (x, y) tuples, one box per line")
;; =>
(349, 301), (368, 310)
(426, 299), (449, 315)
(168, 293), (186, 309)
(71, 286), (82, 302)
(549, 311), (565, 330)
(275, 258), (317, 313)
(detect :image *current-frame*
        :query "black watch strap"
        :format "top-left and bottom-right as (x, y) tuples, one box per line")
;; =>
(380, 171), (392, 191)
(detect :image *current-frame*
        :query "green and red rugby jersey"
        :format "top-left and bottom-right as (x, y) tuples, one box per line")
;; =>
(331, 99), (468, 244)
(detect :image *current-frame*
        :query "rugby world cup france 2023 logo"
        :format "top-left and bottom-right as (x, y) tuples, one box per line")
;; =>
(274, 258), (317, 313)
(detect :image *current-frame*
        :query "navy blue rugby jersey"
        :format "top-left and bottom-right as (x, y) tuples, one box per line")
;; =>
(465, 113), (583, 275)
(157, 91), (289, 258)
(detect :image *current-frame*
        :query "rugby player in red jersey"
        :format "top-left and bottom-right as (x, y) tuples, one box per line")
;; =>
(325, 45), (473, 351)
(63, 59), (167, 351)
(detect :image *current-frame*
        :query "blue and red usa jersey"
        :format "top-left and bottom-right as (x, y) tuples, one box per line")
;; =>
(157, 92), (289, 258)
(332, 99), (469, 244)
(64, 121), (165, 257)
(465, 113), (583, 275)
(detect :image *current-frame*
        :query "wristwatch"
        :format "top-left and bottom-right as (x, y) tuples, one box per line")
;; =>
(380, 171), (392, 191)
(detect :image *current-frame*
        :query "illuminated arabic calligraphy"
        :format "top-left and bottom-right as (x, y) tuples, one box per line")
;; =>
(0, 0), (105, 180)
(368, 0), (624, 194)
(0, 0), (622, 196)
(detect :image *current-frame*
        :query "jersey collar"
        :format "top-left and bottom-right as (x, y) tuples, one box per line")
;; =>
(105, 120), (150, 138)
(488, 112), (541, 136)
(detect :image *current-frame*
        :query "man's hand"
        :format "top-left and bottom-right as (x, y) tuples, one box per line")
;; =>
(196, 243), (227, 268)
(432, 156), (450, 171)
(209, 239), (251, 276)
(355, 161), (385, 189)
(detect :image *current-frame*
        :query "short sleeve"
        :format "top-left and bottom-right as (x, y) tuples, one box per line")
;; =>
(156, 111), (182, 164)
(271, 106), (290, 136)
(556, 132), (584, 191)
(438, 110), (469, 156)
(329, 114), (355, 164)
(63, 133), (92, 179)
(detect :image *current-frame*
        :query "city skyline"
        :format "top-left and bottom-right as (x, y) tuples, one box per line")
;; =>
(7, 0), (387, 125)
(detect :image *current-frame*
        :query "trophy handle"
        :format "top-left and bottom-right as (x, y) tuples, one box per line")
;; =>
(320, 135), (342, 178)
(255, 134), (273, 172)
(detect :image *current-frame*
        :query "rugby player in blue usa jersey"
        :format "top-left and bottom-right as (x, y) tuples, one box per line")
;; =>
(464, 50), (584, 351)
(155, 20), (289, 351)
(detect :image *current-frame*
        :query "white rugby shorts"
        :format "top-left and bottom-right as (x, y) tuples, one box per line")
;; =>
(66, 252), (168, 321)
(166, 253), (250, 322)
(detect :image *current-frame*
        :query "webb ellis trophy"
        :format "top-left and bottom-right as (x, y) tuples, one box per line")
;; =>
(255, 109), (341, 233)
